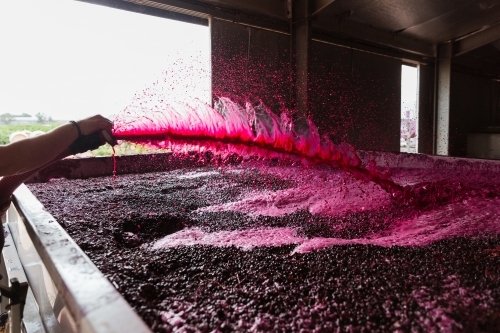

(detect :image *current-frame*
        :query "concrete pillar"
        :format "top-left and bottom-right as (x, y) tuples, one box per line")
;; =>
(290, 0), (311, 118)
(435, 42), (452, 155)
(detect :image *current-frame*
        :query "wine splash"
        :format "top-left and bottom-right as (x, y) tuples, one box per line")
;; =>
(112, 146), (117, 182)
(113, 97), (406, 199)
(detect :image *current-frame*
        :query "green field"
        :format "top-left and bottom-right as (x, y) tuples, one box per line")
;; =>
(0, 124), (164, 156)
(0, 123), (62, 145)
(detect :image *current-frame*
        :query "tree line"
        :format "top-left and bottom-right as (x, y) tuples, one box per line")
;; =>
(0, 112), (54, 124)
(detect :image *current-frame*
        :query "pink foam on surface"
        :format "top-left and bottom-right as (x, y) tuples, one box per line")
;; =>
(151, 165), (500, 253)
(150, 227), (306, 250)
(151, 192), (500, 252)
(198, 166), (390, 216)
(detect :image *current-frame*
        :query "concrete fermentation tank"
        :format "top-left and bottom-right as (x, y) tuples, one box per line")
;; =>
(2, 151), (500, 332)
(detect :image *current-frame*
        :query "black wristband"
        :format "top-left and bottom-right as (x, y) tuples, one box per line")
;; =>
(68, 131), (104, 154)
(70, 121), (82, 138)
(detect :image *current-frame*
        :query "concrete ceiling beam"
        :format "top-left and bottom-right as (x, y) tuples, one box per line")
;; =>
(313, 18), (435, 58)
(453, 21), (500, 56)
(311, 0), (336, 16)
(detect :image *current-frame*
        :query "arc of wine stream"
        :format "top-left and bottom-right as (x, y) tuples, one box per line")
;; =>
(111, 98), (406, 200)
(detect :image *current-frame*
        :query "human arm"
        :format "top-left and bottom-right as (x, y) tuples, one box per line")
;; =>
(0, 115), (115, 210)
(0, 115), (113, 176)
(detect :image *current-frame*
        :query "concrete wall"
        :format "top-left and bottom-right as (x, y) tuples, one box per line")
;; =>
(309, 42), (401, 152)
(211, 19), (402, 152)
(418, 64), (435, 154)
(211, 19), (291, 113)
(449, 71), (495, 156)
(492, 80), (500, 126)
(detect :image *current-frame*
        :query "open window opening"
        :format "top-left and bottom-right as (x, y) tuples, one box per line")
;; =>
(0, 0), (211, 156)
(400, 64), (419, 153)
